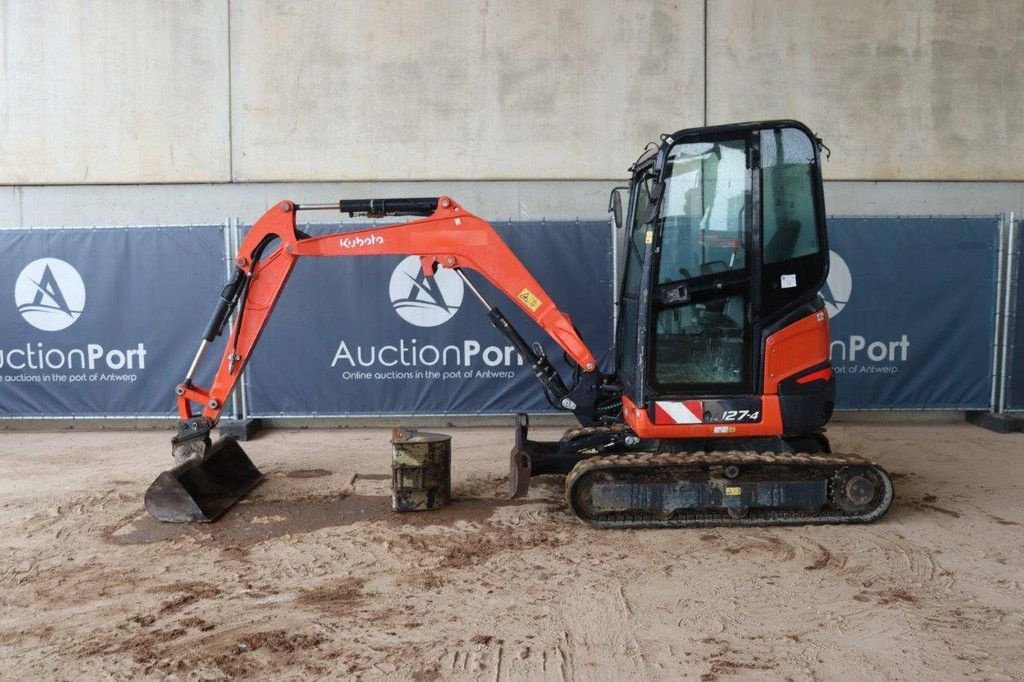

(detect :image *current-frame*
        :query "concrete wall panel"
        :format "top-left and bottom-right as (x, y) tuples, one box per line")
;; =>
(18, 183), (261, 227)
(0, 187), (19, 225)
(0, 1), (229, 184)
(825, 182), (1024, 216)
(11, 180), (622, 227)
(707, 0), (1024, 180)
(230, 0), (703, 181)
(9, 180), (1021, 229)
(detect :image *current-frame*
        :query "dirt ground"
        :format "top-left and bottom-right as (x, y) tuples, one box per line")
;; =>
(0, 420), (1021, 681)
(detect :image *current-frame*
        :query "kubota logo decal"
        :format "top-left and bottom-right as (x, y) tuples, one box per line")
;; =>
(821, 250), (852, 318)
(14, 258), (86, 331)
(339, 234), (384, 249)
(388, 256), (464, 327)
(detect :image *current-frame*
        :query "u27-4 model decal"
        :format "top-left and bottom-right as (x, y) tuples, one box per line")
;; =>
(719, 409), (761, 422)
(653, 398), (763, 425)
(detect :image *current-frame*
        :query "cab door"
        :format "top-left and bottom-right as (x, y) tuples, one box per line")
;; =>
(648, 135), (755, 398)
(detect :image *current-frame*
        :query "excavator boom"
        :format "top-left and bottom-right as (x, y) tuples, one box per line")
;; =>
(177, 196), (597, 425)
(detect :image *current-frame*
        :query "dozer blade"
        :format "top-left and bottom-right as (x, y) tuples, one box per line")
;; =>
(144, 437), (264, 523)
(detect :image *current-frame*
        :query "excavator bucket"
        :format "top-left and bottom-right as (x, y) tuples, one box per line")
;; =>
(144, 437), (263, 522)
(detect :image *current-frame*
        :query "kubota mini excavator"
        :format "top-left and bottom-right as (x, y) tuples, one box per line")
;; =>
(146, 120), (893, 527)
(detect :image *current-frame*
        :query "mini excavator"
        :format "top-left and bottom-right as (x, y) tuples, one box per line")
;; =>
(146, 120), (893, 527)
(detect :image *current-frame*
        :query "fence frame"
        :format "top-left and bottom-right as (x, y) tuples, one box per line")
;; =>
(0, 213), (1019, 419)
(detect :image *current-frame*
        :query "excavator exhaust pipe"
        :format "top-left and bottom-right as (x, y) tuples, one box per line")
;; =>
(144, 436), (263, 522)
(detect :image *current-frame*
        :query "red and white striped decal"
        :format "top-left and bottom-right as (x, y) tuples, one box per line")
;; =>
(653, 400), (704, 425)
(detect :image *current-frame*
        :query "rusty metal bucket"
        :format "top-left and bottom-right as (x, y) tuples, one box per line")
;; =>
(144, 437), (264, 522)
(390, 429), (451, 512)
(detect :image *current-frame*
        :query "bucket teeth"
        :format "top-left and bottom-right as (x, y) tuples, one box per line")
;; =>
(145, 436), (263, 523)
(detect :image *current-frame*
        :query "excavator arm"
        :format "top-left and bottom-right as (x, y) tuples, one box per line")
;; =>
(148, 195), (611, 522)
(175, 196), (601, 429)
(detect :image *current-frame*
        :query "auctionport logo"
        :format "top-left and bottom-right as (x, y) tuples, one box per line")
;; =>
(821, 250), (852, 318)
(388, 256), (464, 327)
(14, 258), (86, 331)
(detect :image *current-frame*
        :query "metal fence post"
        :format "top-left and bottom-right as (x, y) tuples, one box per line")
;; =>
(222, 218), (241, 420)
(999, 213), (1018, 413)
(610, 217), (619, 336)
(990, 214), (1007, 413)
(231, 217), (252, 421)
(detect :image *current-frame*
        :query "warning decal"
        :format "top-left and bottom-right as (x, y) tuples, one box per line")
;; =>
(517, 288), (542, 312)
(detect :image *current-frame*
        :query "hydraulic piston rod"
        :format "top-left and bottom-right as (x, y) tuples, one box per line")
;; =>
(454, 268), (575, 409)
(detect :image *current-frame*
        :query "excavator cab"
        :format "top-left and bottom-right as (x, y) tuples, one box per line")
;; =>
(615, 121), (833, 438)
(516, 121), (890, 526)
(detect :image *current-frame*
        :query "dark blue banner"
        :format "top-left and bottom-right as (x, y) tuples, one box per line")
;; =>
(0, 226), (227, 417)
(244, 220), (614, 416)
(0, 216), (1004, 418)
(824, 217), (1000, 409)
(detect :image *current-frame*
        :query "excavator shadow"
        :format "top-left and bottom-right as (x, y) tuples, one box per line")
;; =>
(121, 475), (556, 548)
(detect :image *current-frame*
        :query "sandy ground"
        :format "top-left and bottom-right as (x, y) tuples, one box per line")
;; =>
(0, 421), (1022, 681)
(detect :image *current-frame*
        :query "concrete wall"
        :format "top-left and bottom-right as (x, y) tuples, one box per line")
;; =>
(0, 1), (230, 184)
(1, 0), (1023, 227)
(707, 0), (1024, 181)
(230, 0), (703, 180)
(0, 180), (620, 226)
(1, 0), (704, 185)
(2, 181), (1021, 228)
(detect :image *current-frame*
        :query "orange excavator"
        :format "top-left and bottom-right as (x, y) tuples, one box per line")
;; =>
(146, 120), (893, 527)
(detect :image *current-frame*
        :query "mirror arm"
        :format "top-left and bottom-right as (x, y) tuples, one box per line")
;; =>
(607, 185), (630, 229)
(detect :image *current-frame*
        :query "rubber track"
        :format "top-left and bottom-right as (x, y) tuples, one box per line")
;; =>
(565, 450), (894, 529)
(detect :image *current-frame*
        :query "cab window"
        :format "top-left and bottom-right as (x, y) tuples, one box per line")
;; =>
(657, 139), (748, 284)
(617, 171), (654, 387)
(761, 128), (820, 264)
(624, 173), (653, 294)
(758, 126), (828, 316)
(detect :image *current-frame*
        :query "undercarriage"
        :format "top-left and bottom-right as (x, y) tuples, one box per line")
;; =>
(509, 415), (893, 528)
